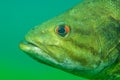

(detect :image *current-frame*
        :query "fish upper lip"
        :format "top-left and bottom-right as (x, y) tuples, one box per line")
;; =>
(22, 38), (39, 48)
(21, 39), (49, 53)
(25, 41), (38, 47)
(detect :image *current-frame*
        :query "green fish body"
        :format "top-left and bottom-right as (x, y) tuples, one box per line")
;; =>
(20, 0), (120, 79)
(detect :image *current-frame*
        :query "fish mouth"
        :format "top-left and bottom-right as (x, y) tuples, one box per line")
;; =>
(19, 40), (40, 53)
(19, 40), (58, 65)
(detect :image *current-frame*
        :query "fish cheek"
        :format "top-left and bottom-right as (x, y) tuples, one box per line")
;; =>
(45, 45), (68, 63)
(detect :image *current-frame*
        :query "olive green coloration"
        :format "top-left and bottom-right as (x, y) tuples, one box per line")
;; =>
(19, 0), (120, 79)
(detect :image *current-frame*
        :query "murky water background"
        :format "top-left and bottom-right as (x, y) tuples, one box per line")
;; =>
(0, 0), (88, 80)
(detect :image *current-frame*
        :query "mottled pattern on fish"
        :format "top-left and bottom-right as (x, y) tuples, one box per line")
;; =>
(20, 0), (120, 80)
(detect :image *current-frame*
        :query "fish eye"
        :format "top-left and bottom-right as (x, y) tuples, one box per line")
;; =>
(55, 24), (70, 37)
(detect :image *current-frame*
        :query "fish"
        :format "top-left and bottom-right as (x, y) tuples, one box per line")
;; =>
(19, 0), (120, 80)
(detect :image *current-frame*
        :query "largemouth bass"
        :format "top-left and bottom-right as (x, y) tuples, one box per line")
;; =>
(19, 0), (120, 79)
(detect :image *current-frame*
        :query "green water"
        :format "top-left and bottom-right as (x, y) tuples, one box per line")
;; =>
(0, 0), (87, 80)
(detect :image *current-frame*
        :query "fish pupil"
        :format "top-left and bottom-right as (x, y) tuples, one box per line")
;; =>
(58, 26), (65, 33)
(56, 25), (67, 37)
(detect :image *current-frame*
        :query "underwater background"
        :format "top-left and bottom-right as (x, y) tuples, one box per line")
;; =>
(0, 0), (88, 80)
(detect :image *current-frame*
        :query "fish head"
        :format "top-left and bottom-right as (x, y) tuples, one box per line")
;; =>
(19, 4), (119, 77)
(19, 13), (103, 77)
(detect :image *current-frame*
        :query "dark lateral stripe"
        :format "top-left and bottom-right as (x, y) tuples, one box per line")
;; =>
(67, 38), (98, 56)
(72, 26), (94, 36)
